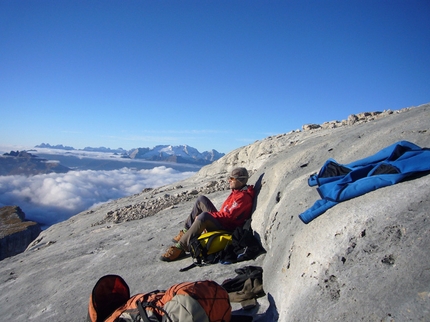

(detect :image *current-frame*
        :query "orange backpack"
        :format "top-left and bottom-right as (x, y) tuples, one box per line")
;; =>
(87, 275), (232, 322)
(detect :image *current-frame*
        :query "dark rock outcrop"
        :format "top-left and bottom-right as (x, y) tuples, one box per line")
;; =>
(0, 206), (41, 260)
(0, 151), (70, 176)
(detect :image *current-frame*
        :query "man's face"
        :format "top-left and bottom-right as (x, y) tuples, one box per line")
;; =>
(228, 176), (244, 190)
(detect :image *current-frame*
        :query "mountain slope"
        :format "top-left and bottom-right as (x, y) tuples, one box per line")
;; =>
(1, 103), (429, 321)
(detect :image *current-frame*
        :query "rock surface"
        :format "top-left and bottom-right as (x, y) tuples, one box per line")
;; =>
(0, 103), (429, 321)
(0, 206), (41, 260)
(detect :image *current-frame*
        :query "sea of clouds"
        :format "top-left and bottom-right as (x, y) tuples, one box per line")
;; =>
(0, 165), (195, 228)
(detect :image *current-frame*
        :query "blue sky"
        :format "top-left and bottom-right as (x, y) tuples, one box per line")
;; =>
(1, 0), (429, 154)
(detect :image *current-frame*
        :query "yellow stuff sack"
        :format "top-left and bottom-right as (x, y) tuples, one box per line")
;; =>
(185, 230), (232, 269)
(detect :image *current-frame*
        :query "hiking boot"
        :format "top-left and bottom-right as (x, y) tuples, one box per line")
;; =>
(160, 246), (186, 262)
(172, 229), (187, 243)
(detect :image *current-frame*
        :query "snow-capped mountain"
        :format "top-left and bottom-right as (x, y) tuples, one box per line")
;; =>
(127, 145), (224, 164)
(35, 143), (224, 165)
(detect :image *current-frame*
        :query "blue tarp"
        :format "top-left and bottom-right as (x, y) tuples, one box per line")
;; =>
(299, 141), (430, 224)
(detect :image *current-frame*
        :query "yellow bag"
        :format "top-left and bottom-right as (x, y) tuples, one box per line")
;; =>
(198, 230), (233, 255)
(180, 230), (232, 271)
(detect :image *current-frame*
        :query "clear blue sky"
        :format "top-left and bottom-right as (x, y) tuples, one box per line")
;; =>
(1, 0), (429, 154)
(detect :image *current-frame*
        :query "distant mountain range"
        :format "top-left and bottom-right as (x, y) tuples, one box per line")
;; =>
(0, 151), (70, 176)
(34, 143), (225, 165)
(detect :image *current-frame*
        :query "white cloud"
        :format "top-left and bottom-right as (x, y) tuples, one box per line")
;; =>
(0, 167), (195, 227)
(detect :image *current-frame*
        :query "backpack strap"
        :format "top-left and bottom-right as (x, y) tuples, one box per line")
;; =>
(136, 300), (152, 322)
(242, 218), (252, 231)
(179, 256), (208, 272)
(137, 299), (174, 322)
(179, 262), (195, 272)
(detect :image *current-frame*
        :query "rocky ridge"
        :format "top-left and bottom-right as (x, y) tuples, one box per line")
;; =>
(301, 109), (399, 130)
(0, 151), (71, 176)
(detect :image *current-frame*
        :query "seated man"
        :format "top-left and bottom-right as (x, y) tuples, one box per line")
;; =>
(160, 167), (255, 262)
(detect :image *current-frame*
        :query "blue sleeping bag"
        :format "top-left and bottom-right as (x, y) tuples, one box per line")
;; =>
(299, 141), (430, 224)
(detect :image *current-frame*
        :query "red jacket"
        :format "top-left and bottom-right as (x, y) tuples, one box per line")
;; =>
(209, 185), (255, 231)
